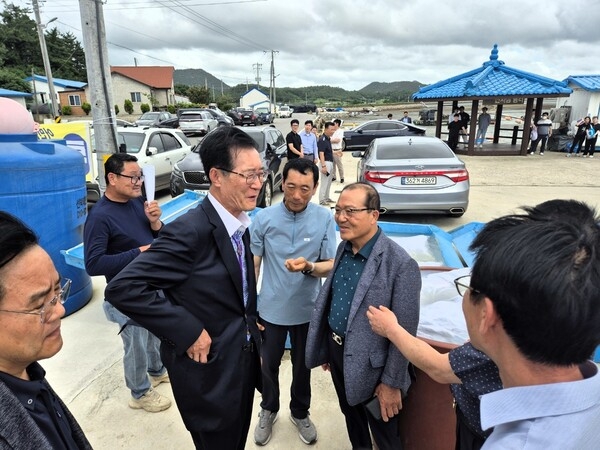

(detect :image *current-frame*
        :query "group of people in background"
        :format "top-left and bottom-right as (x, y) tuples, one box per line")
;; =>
(285, 118), (345, 207)
(566, 115), (599, 157)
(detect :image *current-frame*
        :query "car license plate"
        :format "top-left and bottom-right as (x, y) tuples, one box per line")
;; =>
(401, 176), (436, 185)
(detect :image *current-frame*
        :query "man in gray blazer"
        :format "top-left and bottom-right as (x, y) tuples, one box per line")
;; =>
(0, 212), (91, 449)
(305, 182), (421, 450)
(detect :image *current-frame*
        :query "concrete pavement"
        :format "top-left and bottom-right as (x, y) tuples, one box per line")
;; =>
(43, 120), (600, 449)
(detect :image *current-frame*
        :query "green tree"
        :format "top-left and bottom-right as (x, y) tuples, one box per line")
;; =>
(81, 101), (91, 115)
(61, 105), (72, 115)
(140, 103), (150, 113)
(174, 83), (189, 96)
(0, 68), (31, 92)
(124, 99), (133, 114)
(0, 2), (40, 70)
(187, 86), (210, 105)
(45, 28), (86, 81)
(114, 104), (119, 115)
(167, 104), (176, 114)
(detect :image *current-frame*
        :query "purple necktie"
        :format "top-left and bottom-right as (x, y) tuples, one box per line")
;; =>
(231, 230), (248, 306)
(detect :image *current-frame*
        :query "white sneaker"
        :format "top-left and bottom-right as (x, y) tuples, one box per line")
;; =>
(129, 387), (171, 412)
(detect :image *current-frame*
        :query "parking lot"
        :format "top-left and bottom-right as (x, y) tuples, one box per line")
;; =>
(44, 113), (600, 449)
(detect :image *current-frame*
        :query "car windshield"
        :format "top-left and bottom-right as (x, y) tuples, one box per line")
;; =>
(117, 132), (145, 153)
(139, 112), (159, 120)
(256, 108), (268, 114)
(376, 142), (455, 159)
(181, 113), (203, 120)
(242, 130), (266, 150)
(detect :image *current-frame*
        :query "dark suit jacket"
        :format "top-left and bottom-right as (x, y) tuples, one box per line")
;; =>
(105, 197), (261, 432)
(306, 231), (421, 406)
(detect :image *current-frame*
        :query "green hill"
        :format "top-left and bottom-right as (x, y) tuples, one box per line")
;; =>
(174, 69), (230, 91)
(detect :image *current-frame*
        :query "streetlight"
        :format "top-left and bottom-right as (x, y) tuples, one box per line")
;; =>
(33, 0), (59, 118)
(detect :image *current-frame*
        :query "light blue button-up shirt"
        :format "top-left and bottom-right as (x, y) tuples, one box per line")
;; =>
(299, 130), (318, 161)
(480, 361), (600, 449)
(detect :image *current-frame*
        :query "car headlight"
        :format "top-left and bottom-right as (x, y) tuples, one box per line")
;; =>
(172, 164), (182, 178)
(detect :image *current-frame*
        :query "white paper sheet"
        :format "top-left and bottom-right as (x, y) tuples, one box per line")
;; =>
(142, 164), (156, 202)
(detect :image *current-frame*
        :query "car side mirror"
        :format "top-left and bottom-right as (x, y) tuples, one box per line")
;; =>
(266, 143), (274, 155)
(118, 143), (127, 153)
(357, 130), (363, 134)
(146, 146), (158, 156)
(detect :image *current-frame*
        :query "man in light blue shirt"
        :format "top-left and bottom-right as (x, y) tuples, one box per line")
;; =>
(299, 120), (318, 163)
(463, 201), (600, 449)
(250, 158), (336, 446)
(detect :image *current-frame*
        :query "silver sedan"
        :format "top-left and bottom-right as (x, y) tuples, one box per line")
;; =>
(353, 136), (469, 217)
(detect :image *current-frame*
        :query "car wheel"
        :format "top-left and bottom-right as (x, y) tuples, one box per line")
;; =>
(258, 179), (273, 207)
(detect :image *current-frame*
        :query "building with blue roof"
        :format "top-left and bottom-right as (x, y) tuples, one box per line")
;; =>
(560, 75), (600, 125)
(412, 45), (572, 155)
(24, 74), (89, 117)
(0, 88), (32, 108)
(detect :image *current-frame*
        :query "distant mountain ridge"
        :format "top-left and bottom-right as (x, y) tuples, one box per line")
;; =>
(174, 69), (230, 91)
(174, 69), (425, 94)
(359, 81), (426, 95)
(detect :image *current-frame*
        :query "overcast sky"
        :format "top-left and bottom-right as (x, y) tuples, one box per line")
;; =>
(14, 0), (600, 91)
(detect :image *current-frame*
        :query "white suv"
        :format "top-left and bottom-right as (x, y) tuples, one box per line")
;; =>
(115, 127), (192, 191)
(278, 105), (292, 118)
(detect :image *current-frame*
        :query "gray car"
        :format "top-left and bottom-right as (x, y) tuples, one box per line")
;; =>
(353, 136), (469, 217)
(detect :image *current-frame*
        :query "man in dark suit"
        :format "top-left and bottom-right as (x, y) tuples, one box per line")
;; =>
(105, 127), (265, 449)
(305, 182), (421, 450)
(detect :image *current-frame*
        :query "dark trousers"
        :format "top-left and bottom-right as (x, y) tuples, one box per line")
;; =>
(454, 406), (485, 450)
(260, 320), (311, 419)
(530, 134), (549, 153)
(327, 333), (402, 450)
(189, 348), (258, 450)
(570, 133), (586, 154)
(583, 137), (597, 156)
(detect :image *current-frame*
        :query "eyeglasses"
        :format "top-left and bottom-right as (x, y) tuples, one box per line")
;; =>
(116, 173), (145, 184)
(334, 207), (374, 218)
(0, 278), (72, 324)
(453, 275), (482, 297)
(217, 168), (270, 185)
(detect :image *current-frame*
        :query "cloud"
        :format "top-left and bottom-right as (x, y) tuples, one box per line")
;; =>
(14, 0), (600, 91)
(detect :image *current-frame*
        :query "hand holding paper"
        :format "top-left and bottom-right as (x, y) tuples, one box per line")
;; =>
(143, 164), (156, 202)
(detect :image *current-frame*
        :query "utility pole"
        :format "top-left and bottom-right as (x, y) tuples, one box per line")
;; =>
(79, 0), (119, 194)
(32, 0), (59, 118)
(253, 63), (262, 89)
(266, 50), (278, 114)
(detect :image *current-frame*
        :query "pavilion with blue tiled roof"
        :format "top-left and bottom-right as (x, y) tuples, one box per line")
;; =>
(412, 45), (572, 155)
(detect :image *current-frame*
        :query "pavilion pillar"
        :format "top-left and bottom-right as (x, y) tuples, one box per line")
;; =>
(521, 97), (535, 154)
(436, 100), (444, 138)
(468, 100), (478, 155)
(493, 104), (503, 143)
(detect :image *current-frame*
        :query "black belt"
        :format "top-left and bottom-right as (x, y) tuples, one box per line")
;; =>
(331, 330), (344, 346)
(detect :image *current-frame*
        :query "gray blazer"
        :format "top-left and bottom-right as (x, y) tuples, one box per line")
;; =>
(0, 375), (92, 449)
(305, 231), (421, 406)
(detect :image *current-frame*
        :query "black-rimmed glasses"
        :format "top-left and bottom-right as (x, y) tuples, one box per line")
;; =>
(217, 168), (270, 185)
(334, 207), (374, 218)
(0, 278), (72, 324)
(116, 173), (145, 184)
(453, 275), (481, 297)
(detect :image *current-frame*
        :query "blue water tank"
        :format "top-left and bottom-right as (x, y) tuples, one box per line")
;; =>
(0, 133), (92, 315)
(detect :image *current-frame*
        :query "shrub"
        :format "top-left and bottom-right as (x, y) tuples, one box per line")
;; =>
(167, 104), (176, 114)
(114, 104), (120, 115)
(140, 103), (150, 113)
(81, 102), (91, 115)
(124, 99), (134, 115)
(61, 105), (72, 116)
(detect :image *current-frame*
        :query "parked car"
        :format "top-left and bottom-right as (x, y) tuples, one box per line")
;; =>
(255, 107), (274, 124)
(135, 111), (175, 127)
(115, 127), (192, 191)
(227, 109), (242, 125)
(170, 126), (287, 207)
(237, 108), (260, 126)
(278, 105), (292, 118)
(353, 136), (469, 217)
(178, 110), (218, 136)
(201, 108), (234, 127)
(343, 119), (426, 151)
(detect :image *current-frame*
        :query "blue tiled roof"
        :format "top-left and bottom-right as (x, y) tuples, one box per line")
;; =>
(413, 45), (572, 100)
(0, 88), (32, 97)
(24, 74), (87, 89)
(563, 75), (600, 92)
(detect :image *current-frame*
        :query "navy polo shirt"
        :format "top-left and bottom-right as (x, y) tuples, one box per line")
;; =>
(328, 228), (381, 336)
(0, 362), (79, 449)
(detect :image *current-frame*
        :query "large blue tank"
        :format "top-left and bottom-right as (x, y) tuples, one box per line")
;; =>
(0, 133), (92, 315)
